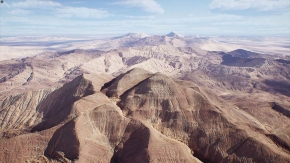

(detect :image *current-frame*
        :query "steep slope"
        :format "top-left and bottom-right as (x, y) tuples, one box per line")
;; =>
(111, 119), (201, 163)
(0, 69), (202, 162)
(104, 68), (290, 163)
(166, 31), (184, 39)
(0, 73), (113, 162)
(0, 88), (56, 131)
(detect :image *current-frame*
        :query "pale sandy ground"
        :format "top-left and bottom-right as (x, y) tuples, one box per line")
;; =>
(0, 46), (50, 61)
(0, 36), (111, 61)
(215, 37), (290, 56)
(200, 42), (239, 52)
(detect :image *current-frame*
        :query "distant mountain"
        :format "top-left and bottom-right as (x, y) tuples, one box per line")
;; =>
(123, 33), (150, 39)
(228, 49), (264, 58)
(125, 33), (150, 38)
(221, 54), (266, 67)
(166, 31), (184, 38)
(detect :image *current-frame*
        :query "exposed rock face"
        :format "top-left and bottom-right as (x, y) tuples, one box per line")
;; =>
(111, 119), (200, 163)
(1, 68), (289, 162)
(0, 73), (114, 162)
(104, 68), (152, 97)
(221, 54), (266, 67)
(228, 49), (264, 58)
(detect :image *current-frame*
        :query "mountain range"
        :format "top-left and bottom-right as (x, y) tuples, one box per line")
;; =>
(0, 32), (289, 163)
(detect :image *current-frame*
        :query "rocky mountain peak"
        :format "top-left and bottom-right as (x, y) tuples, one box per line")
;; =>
(166, 31), (184, 38)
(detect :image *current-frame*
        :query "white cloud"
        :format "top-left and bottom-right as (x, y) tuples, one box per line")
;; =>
(71, 2), (81, 4)
(113, 0), (164, 14)
(56, 7), (110, 18)
(8, 0), (110, 19)
(10, 9), (32, 15)
(12, 0), (62, 9)
(0, 2), (11, 8)
(124, 15), (155, 19)
(209, 0), (290, 11)
(2, 12), (289, 36)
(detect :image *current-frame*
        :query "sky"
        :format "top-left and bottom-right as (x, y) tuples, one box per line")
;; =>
(0, 0), (289, 37)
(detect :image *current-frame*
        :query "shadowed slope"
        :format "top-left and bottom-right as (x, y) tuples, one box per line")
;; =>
(221, 54), (266, 67)
(31, 74), (95, 132)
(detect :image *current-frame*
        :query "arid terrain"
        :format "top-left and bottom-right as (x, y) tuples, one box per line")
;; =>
(0, 32), (290, 163)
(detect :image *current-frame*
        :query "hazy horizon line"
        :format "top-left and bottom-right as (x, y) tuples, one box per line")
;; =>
(1, 32), (290, 39)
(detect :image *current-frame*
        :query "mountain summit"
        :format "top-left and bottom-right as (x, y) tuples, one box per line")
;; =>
(166, 31), (183, 38)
